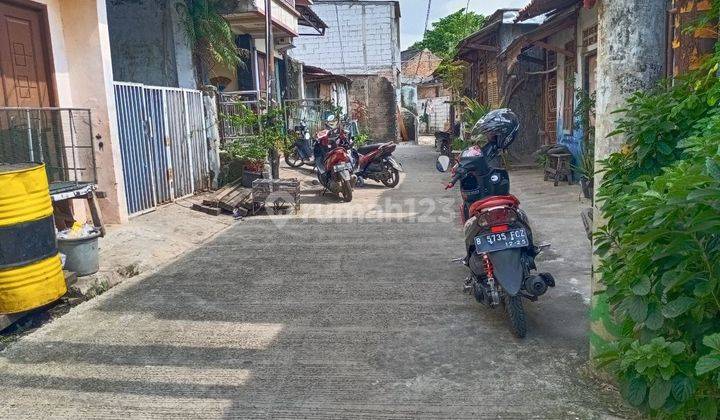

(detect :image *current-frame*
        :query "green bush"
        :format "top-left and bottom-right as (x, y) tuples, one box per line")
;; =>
(594, 24), (720, 418)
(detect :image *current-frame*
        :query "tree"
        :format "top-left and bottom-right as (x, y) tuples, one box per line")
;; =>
(180, 0), (244, 85)
(409, 9), (485, 59)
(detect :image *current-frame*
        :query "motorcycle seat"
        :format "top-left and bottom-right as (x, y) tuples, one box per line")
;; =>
(469, 195), (520, 216)
(357, 143), (383, 154)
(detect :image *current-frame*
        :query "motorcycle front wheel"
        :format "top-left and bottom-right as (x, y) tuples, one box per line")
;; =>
(284, 150), (303, 168)
(381, 168), (400, 188)
(503, 295), (527, 338)
(341, 179), (353, 202)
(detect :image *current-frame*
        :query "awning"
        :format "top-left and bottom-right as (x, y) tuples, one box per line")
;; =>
(501, 5), (579, 70)
(303, 64), (351, 84)
(517, 0), (580, 22)
(296, 4), (328, 36)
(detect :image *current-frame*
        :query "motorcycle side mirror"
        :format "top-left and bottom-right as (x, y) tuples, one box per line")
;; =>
(436, 155), (451, 173)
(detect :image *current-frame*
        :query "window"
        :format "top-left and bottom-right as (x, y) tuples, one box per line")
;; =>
(562, 42), (576, 133)
(487, 67), (499, 108)
(582, 24), (598, 47)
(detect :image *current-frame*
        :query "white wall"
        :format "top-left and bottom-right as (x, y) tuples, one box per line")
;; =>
(36, 0), (128, 223)
(290, 1), (401, 77)
(418, 96), (451, 133)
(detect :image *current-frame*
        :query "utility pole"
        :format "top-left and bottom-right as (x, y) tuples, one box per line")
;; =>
(264, 0), (279, 178)
(264, 0), (275, 104)
(590, 0), (668, 362)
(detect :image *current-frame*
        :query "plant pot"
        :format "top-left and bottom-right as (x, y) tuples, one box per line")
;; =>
(242, 170), (262, 188)
(580, 176), (594, 199)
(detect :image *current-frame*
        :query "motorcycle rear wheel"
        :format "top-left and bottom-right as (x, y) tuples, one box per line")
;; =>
(381, 168), (400, 188)
(341, 179), (353, 202)
(285, 150), (303, 168)
(503, 295), (527, 338)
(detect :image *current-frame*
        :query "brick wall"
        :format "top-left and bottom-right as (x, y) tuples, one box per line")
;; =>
(349, 75), (398, 142)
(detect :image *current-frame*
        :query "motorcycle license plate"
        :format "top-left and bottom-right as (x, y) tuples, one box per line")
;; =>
(475, 228), (529, 254)
(333, 163), (352, 172)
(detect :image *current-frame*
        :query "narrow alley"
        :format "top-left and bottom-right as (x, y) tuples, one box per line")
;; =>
(0, 144), (626, 418)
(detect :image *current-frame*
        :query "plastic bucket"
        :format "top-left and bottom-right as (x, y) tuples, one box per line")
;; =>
(58, 231), (101, 277)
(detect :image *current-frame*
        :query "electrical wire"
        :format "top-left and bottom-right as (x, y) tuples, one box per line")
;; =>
(413, 0), (433, 79)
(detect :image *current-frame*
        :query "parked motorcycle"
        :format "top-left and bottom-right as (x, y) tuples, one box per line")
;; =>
(351, 142), (403, 188)
(437, 109), (554, 338)
(435, 121), (461, 157)
(285, 121), (314, 168)
(314, 116), (356, 202)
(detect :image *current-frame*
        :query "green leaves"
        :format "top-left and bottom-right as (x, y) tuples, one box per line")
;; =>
(696, 354), (720, 375)
(648, 379), (672, 409)
(595, 36), (720, 417)
(661, 297), (697, 319)
(671, 375), (696, 402)
(698, 398), (718, 420)
(409, 9), (485, 59)
(696, 334), (720, 376)
(631, 277), (652, 296)
(624, 377), (648, 406)
(703, 333), (720, 351)
(625, 296), (649, 323)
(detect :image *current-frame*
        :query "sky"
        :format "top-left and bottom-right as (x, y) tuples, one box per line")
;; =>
(399, 0), (528, 50)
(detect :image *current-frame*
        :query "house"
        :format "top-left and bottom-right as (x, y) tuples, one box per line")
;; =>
(455, 9), (546, 164)
(0, 0), (127, 223)
(0, 0), (316, 224)
(401, 49), (451, 133)
(302, 64), (351, 112)
(503, 0), (715, 164)
(215, 0), (327, 100)
(500, 1), (599, 161)
(290, 0), (402, 142)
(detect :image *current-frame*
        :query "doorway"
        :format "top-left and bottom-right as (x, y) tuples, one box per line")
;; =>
(0, 0), (54, 107)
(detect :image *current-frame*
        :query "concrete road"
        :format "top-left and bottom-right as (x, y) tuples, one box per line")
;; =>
(0, 144), (626, 418)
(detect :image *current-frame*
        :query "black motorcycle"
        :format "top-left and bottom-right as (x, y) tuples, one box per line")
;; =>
(285, 121), (314, 168)
(437, 109), (554, 338)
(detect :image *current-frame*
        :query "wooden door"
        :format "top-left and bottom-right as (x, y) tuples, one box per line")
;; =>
(0, 1), (53, 107)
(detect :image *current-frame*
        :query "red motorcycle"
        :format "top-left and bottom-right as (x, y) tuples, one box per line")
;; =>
(352, 142), (403, 188)
(314, 117), (356, 202)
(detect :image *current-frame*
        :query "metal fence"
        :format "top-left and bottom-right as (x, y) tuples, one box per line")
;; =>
(218, 90), (263, 143)
(283, 98), (335, 138)
(114, 82), (210, 217)
(0, 107), (95, 189)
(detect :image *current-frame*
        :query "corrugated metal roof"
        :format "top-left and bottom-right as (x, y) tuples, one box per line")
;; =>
(517, 0), (579, 21)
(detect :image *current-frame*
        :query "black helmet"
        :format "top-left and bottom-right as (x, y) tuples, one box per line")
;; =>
(471, 108), (520, 149)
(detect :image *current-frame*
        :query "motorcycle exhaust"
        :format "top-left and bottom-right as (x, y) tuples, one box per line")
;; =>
(524, 275), (548, 297)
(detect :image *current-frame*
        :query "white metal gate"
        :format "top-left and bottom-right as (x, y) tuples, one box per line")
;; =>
(114, 82), (210, 216)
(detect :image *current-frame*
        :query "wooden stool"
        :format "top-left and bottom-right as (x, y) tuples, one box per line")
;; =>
(544, 153), (573, 186)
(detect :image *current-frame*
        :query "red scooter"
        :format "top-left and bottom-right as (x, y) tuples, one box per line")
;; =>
(314, 118), (356, 202)
(352, 142), (403, 188)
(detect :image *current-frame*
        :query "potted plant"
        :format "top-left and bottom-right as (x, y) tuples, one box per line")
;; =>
(573, 149), (595, 199)
(223, 104), (289, 186)
(222, 137), (267, 187)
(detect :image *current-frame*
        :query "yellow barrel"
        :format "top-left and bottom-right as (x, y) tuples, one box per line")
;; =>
(0, 163), (66, 314)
